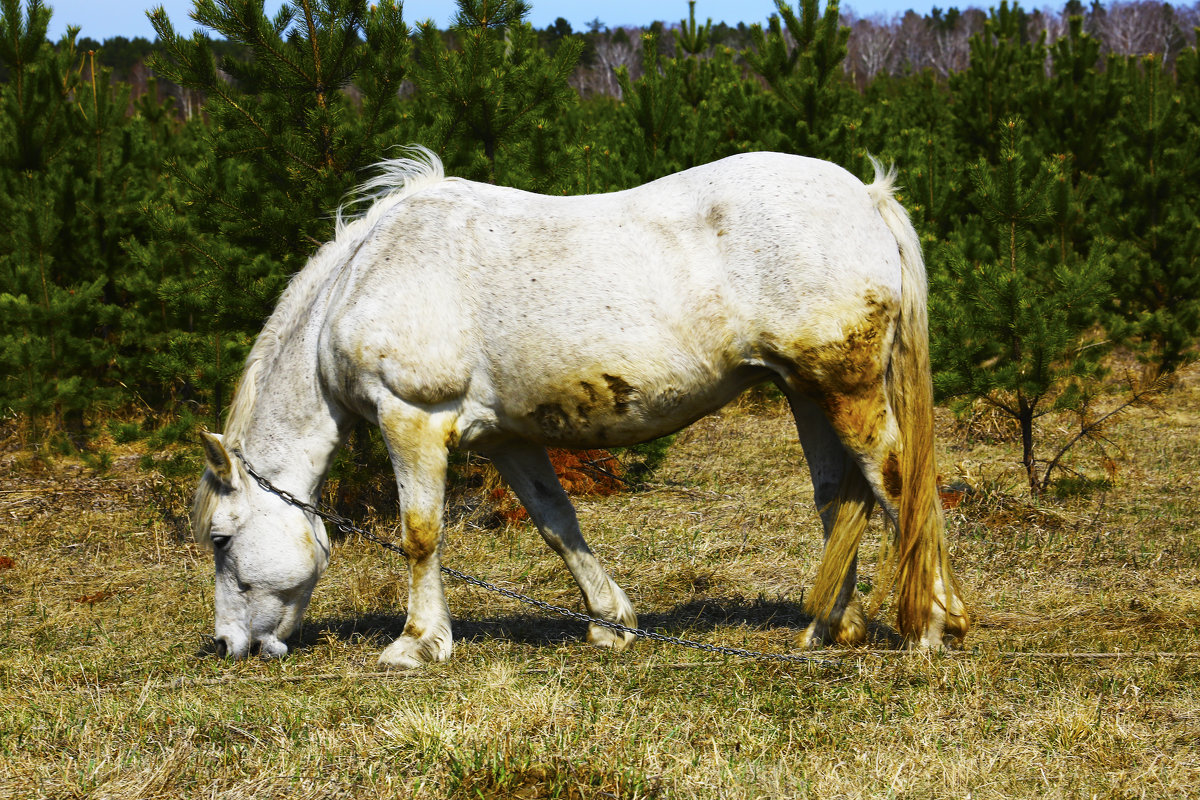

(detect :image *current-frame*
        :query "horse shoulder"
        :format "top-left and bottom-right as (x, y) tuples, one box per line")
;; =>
(320, 217), (477, 409)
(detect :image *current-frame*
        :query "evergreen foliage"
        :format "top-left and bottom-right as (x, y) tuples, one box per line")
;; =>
(743, 0), (851, 159)
(949, 1), (1047, 162)
(614, 29), (687, 179)
(859, 71), (963, 240)
(0, 0), (1196, 470)
(0, 1), (169, 435)
(413, 0), (582, 190)
(1041, 16), (1115, 177)
(931, 118), (1112, 495)
(138, 0), (413, 425)
(1099, 52), (1200, 376)
(675, 1), (712, 59)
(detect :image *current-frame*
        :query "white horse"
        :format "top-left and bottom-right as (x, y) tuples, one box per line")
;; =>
(193, 148), (969, 666)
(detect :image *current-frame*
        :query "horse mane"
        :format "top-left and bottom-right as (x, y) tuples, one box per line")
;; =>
(192, 146), (446, 546)
(335, 145), (447, 237)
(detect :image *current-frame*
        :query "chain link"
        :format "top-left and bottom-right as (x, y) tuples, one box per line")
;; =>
(239, 456), (839, 668)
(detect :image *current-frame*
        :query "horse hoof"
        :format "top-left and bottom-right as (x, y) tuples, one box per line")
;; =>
(832, 599), (867, 646)
(945, 603), (971, 645)
(378, 635), (451, 669)
(587, 621), (636, 651)
(586, 601), (638, 651)
(799, 621), (826, 649)
(905, 628), (948, 651)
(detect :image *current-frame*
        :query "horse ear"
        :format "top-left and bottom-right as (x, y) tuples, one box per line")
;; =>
(200, 431), (235, 487)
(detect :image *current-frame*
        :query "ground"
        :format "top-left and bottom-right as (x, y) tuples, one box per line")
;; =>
(1, 376), (1198, 799)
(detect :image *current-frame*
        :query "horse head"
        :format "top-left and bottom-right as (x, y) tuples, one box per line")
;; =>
(195, 431), (330, 659)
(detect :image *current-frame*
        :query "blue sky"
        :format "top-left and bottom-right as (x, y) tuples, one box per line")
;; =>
(46, 1), (963, 42)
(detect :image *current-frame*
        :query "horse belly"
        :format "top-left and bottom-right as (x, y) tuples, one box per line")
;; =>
(493, 361), (768, 449)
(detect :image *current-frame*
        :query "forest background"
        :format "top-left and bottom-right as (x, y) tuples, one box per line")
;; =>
(0, 0), (1197, 495)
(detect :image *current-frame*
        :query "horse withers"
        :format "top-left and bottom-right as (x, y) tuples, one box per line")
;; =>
(192, 149), (969, 667)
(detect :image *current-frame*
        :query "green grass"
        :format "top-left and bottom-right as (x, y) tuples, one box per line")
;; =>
(2, 375), (1199, 798)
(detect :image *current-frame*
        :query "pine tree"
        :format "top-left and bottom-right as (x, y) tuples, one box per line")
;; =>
(139, 0), (413, 425)
(0, 1), (165, 437)
(671, 1), (764, 165)
(608, 1), (815, 184)
(675, 1), (711, 63)
(860, 70), (965, 242)
(613, 28), (687, 179)
(0, 0), (83, 429)
(673, 0), (728, 115)
(1098, 52), (1199, 377)
(1041, 14), (1117, 177)
(742, 0), (851, 160)
(948, 1), (1050, 162)
(931, 118), (1111, 495)
(413, 0), (582, 191)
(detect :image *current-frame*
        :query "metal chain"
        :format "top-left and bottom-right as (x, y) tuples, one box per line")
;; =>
(240, 457), (839, 668)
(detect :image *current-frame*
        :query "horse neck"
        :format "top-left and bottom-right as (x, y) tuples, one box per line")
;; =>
(232, 320), (347, 504)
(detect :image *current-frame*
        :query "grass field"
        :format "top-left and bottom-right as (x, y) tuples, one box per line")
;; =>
(2, 376), (1199, 799)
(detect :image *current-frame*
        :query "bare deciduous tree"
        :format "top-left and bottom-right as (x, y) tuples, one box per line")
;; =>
(1099, 0), (1176, 57)
(928, 21), (974, 77)
(844, 14), (896, 85)
(571, 29), (639, 98)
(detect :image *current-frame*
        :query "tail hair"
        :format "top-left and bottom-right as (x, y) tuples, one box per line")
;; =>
(867, 157), (968, 642)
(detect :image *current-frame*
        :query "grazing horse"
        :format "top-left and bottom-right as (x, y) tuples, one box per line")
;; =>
(192, 149), (969, 666)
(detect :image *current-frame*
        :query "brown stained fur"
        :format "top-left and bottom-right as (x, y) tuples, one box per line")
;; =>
(402, 508), (442, 561)
(881, 451), (902, 499)
(769, 295), (896, 459)
(769, 292), (894, 398)
(802, 174), (969, 645)
(602, 374), (636, 415)
(379, 409), (453, 562)
(532, 403), (575, 439)
(784, 298), (896, 639)
(818, 388), (890, 453)
(529, 374), (638, 441)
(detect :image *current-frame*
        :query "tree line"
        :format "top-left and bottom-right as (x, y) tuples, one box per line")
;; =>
(1, 0), (1197, 493)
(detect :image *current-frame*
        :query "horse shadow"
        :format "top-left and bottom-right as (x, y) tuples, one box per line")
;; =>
(288, 593), (904, 656)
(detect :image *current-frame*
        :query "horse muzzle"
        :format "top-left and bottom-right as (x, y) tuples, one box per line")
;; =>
(213, 630), (289, 659)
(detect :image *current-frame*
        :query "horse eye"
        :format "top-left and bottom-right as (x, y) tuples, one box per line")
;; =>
(210, 534), (232, 550)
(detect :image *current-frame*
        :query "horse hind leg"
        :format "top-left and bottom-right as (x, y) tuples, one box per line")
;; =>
(376, 401), (456, 669)
(804, 379), (968, 649)
(787, 395), (872, 648)
(488, 441), (637, 651)
(803, 466), (873, 648)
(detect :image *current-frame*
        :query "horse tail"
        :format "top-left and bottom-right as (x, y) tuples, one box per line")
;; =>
(866, 158), (969, 644)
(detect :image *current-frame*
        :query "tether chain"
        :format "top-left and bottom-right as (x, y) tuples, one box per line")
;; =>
(238, 456), (838, 668)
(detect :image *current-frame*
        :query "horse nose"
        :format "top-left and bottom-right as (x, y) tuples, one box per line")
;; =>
(213, 634), (248, 660)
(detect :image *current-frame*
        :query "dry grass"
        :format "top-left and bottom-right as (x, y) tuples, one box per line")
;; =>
(2, 377), (1199, 799)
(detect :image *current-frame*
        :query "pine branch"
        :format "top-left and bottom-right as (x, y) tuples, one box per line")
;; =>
(1037, 369), (1175, 493)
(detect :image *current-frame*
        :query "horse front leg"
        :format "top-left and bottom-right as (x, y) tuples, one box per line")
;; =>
(376, 402), (456, 669)
(488, 441), (637, 651)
